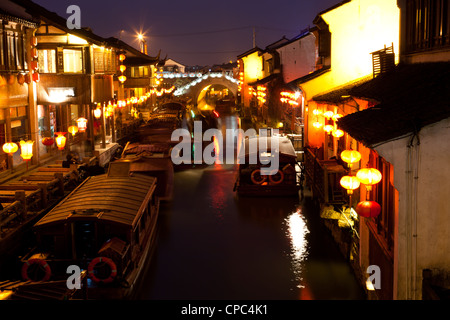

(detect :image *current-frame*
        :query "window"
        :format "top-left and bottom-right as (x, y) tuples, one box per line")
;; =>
(93, 47), (114, 73)
(1, 27), (28, 71)
(0, 31), (4, 69)
(130, 66), (148, 78)
(7, 32), (16, 70)
(368, 150), (396, 253)
(38, 49), (57, 73)
(63, 49), (83, 73)
(405, 0), (450, 53)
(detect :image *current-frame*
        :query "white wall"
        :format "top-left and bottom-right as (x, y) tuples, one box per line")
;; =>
(276, 34), (316, 84)
(376, 116), (450, 299)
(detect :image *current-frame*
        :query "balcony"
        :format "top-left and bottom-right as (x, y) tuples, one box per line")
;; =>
(304, 147), (347, 205)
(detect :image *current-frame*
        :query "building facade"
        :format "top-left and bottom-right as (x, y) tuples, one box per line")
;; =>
(337, 0), (450, 300)
(295, 0), (401, 300)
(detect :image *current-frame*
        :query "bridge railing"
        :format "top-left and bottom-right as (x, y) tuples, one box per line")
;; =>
(156, 70), (235, 80)
(173, 71), (239, 96)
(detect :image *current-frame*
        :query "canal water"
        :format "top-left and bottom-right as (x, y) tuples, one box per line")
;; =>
(135, 114), (365, 300)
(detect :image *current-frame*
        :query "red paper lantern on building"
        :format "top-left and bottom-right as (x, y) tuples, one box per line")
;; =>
(42, 137), (54, 146)
(30, 60), (38, 70)
(355, 201), (381, 218)
(32, 71), (40, 82)
(17, 73), (25, 85)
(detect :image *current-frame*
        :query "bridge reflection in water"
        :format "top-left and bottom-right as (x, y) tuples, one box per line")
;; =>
(134, 115), (365, 300)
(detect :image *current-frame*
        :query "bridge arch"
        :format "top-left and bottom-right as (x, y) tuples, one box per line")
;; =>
(173, 73), (239, 107)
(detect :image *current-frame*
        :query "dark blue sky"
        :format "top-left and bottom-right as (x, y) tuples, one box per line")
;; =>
(33, 0), (340, 66)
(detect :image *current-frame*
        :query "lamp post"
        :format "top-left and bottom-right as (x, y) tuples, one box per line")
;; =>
(137, 33), (148, 55)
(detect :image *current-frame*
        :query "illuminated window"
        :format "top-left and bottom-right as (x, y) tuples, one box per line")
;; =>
(130, 66), (149, 78)
(38, 49), (56, 73)
(63, 49), (83, 73)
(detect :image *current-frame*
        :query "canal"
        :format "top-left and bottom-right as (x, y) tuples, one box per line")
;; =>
(134, 114), (366, 300)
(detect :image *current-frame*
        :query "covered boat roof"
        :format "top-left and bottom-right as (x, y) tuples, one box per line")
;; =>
(238, 135), (296, 159)
(34, 173), (156, 229)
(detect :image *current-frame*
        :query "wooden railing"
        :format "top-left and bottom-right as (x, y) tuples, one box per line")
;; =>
(304, 147), (347, 204)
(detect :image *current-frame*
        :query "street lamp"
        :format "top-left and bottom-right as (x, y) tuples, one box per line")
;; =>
(137, 33), (147, 54)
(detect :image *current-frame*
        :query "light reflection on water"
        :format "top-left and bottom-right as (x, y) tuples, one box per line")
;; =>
(285, 208), (310, 289)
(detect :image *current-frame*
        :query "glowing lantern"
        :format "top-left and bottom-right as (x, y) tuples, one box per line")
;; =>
(41, 137), (54, 147)
(3, 142), (18, 154)
(324, 125), (334, 134)
(94, 107), (101, 119)
(312, 109), (322, 116)
(332, 129), (344, 138)
(119, 54), (126, 61)
(332, 113), (343, 121)
(77, 117), (87, 132)
(119, 65), (126, 73)
(313, 121), (323, 129)
(356, 201), (381, 218)
(55, 133), (67, 150)
(341, 149), (361, 168)
(68, 125), (78, 135)
(340, 175), (360, 194)
(118, 75), (127, 83)
(32, 71), (40, 82)
(31, 48), (38, 59)
(20, 140), (34, 161)
(105, 105), (114, 117)
(356, 168), (382, 191)
(323, 111), (334, 119)
(31, 36), (38, 47)
(30, 60), (38, 70)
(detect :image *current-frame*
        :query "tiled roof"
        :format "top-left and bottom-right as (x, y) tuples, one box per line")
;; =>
(337, 62), (450, 147)
(313, 76), (373, 104)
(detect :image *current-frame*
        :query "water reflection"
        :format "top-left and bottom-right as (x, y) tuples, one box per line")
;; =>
(285, 208), (310, 289)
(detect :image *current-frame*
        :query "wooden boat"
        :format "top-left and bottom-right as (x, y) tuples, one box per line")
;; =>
(118, 142), (174, 201)
(234, 135), (301, 197)
(18, 161), (159, 299)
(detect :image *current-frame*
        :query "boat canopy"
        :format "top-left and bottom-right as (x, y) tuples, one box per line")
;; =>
(238, 136), (297, 160)
(34, 173), (156, 230)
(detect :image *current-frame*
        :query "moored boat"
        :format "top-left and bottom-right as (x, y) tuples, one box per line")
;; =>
(118, 142), (174, 201)
(234, 135), (301, 197)
(18, 161), (160, 299)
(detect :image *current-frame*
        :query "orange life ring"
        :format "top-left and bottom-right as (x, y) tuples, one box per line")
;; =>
(250, 169), (266, 185)
(269, 170), (284, 185)
(21, 258), (52, 282)
(88, 257), (118, 284)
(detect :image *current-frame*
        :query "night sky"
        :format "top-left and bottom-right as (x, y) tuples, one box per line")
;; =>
(33, 0), (340, 66)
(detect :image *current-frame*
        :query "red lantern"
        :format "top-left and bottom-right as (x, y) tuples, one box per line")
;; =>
(17, 73), (25, 85)
(24, 74), (31, 84)
(42, 137), (54, 146)
(30, 60), (38, 70)
(355, 201), (381, 218)
(32, 71), (40, 82)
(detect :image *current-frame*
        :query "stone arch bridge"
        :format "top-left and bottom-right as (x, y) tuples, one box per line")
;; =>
(158, 71), (239, 106)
